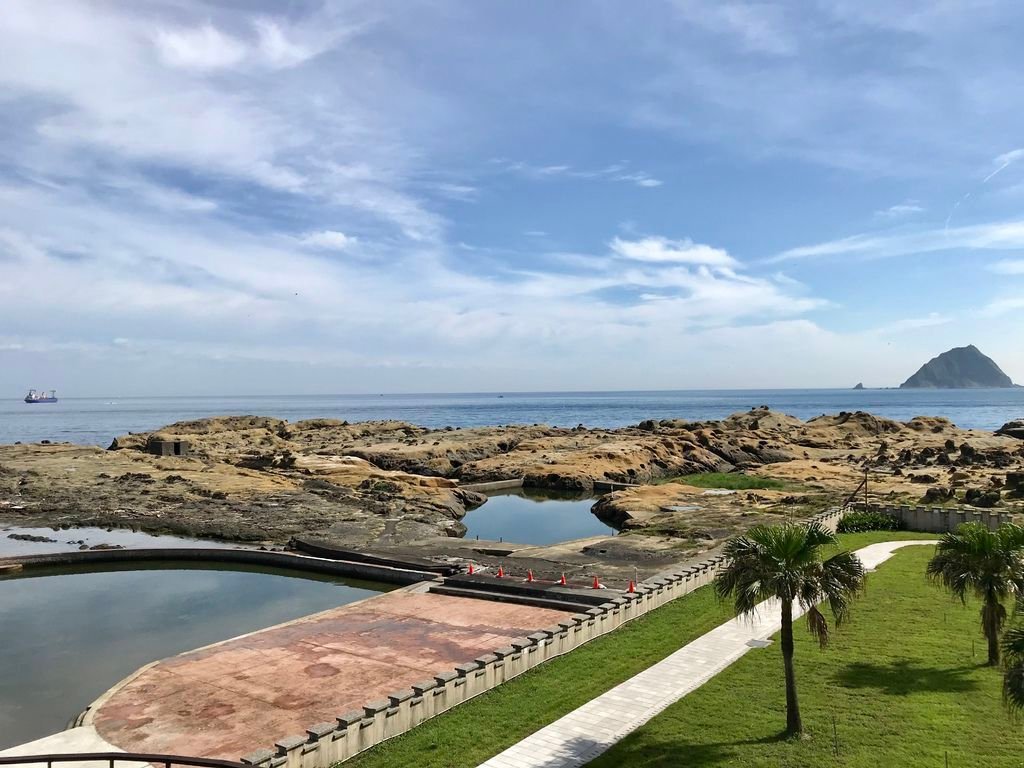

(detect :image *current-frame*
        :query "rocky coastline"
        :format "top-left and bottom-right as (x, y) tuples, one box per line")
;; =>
(1, 408), (1022, 582)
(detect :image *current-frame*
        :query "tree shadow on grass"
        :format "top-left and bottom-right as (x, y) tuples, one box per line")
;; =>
(563, 731), (792, 768)
(833, 660), (979, 695)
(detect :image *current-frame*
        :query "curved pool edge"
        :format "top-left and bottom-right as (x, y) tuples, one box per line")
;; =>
(0, 547), (442, 587)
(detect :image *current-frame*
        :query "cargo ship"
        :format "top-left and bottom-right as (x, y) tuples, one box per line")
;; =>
(24, 389), (58, 404)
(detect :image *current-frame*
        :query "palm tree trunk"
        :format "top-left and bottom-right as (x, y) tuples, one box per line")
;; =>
(983, 599), (1001, 666)
(781, 598), (803, 736)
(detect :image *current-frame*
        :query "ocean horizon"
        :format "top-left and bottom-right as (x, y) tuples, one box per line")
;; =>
(2, 388), (1022, 447)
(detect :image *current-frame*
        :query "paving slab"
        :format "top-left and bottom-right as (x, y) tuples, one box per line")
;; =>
(86, 591), (570, 760)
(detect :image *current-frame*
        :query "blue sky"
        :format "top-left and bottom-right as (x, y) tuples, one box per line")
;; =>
(2, 0), (1023, 395)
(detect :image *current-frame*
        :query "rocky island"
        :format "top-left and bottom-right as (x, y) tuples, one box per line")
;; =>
(2, 408), (1023, 584)
(900, 344), (1016, 389)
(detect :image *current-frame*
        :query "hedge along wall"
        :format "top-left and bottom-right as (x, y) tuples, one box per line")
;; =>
(241, 505), (848, 768)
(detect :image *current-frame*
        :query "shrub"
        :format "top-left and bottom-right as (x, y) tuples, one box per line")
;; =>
(661, 472), (786, 490)
(837, 510), (904, 533)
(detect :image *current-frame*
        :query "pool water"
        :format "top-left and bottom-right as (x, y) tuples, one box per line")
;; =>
(461, 488), (616, 546)
(0, 564), (390, 749)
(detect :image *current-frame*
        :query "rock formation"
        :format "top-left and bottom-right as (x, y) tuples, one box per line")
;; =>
(997, 420), (1024, 440)
(900, 345), (1015, 389)
(2, 408), (1022, 583)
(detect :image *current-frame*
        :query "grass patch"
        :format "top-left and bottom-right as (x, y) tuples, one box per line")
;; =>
(591, 539), (1024, 768)
(655, 472), (788, 490)
(343, 532), (924, 768)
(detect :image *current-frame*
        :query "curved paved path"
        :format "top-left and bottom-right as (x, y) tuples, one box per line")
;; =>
(477, 540), (936, 768)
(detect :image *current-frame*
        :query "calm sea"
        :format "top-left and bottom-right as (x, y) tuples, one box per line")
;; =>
(1, 389), (1022, 446)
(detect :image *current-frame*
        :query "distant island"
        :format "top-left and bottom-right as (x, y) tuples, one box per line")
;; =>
(900, 344), (1016, 389)
(852, 382), (865, 390)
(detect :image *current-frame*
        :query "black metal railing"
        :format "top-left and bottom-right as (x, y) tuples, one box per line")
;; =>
(0, 753), (246, 768)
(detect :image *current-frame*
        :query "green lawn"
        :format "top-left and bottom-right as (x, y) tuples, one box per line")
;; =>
(591, 540), (1024, 768)
(343, 532), (933, 768)
(655, 472), (788, 490)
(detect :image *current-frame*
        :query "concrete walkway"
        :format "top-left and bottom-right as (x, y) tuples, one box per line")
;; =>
(478, 540), (936, 768)
(0, 726), (138, 768)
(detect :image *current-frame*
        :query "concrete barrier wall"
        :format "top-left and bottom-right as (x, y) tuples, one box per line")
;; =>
(855, 503), (1013, 533)
(241, 505), (848, 768)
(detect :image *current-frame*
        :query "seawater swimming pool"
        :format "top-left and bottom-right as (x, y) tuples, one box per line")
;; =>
(0, 557), (391, 749)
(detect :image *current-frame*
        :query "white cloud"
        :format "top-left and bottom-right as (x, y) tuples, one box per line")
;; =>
(982, 297), (1024, 317)
(989, 259), (1024, 275)
(625, 1), (1024, 178)
(300, 230), (356, 250)
(154, 24), (247, 70)
(154, 18), (336, 72)
(875, 200), (924, 218)
(610, 236), (736, 267)
(253, 19), (316, 68)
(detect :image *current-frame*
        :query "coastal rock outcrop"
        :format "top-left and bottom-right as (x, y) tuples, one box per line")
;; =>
(3, 407), (1023, 567)
(997, 420), (1024, 441)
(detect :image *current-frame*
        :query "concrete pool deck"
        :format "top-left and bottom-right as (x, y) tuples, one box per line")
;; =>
(82, 589), (571, 761)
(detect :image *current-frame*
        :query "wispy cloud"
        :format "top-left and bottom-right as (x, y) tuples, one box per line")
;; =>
(154, 24), (249, 70)
(875, 200), (925, 219)
(869, 312), (952, 335)
(981, 297), (1024, 317)
(772, 219), (1024, 263)
(988, 259), (1024, 275)
(983, 148), (1024, 183)
(490, 159), (664, 188)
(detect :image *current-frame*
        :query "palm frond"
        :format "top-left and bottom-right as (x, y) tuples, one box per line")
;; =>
(1002, 626), (1024, 714)
(805, 605), (830, 649)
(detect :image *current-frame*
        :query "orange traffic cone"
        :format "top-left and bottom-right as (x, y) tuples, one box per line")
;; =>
(526, 570), (535, 583)
(497, 565), (505, 578)
(468, 563), (475, 575)
(627, 580), (636, 593)
(592, 575), (604, 589)
(558, 573), (567, 586)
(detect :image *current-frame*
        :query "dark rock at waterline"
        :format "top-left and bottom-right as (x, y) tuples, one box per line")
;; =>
(900, 345), (1015, 389)
(853, 382), (865, 390)
(996, 420), (1024, 440)
(7, 533), (57, 543)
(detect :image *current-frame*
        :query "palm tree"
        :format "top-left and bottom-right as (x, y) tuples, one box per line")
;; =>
(1003, 624), (1024, 714)
(714, 522), (865, 737)
(926, 522), (1024, 666)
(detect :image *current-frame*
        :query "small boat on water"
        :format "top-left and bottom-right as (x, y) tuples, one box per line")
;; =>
(24, 389), (58, 404)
